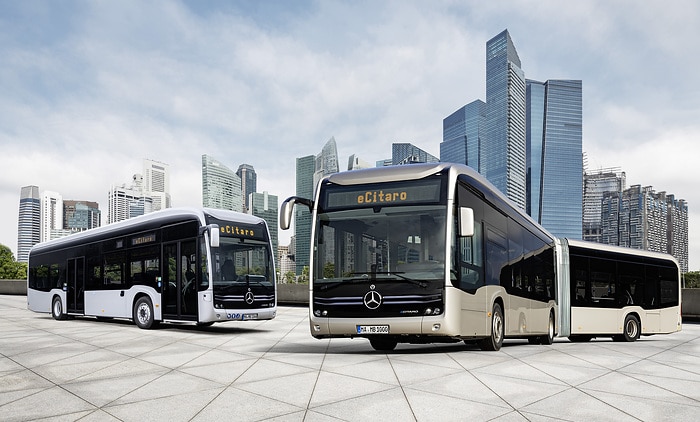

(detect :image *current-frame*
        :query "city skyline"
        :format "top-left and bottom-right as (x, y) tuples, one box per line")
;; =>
(1, 1), (698, 270)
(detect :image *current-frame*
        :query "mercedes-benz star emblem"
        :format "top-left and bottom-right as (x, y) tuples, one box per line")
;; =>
(244, 291), (255, 304)
(363, 290), (382, 310)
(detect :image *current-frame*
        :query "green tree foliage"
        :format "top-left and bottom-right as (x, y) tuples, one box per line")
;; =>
(323, 262), (335, 279)
(283, 271), (296, 283)
(684, 272), (700, 288)
(0, 244), (27, 279)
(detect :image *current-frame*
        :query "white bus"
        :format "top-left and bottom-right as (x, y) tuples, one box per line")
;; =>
(28, 207), (277, 328)
(280, 163), (681, 351)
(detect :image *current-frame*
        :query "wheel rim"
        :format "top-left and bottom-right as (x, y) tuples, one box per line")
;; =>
(493, 311), (503, 342)
(53, 299), (61, 317)
(137, 303), (151, 325)
(626, 318), (638, 338)
(548, 315), (555, 339)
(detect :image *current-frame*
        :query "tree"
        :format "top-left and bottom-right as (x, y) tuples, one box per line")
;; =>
(684, 272), (700, 289)
(0, 244), (27, 279)
(283, 271), (296, 283)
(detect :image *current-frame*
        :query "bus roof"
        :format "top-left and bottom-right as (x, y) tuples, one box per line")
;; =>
(565, 238), (679, 266)
(29, 207), (266, 256)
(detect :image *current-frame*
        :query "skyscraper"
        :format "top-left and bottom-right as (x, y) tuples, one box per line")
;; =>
(40, 190), (63, 242)
(441, 100), (486, 170)
(484, 29), (526, 210)
(526, 79), (583, 239)
(391, 143), (438, 165)
(249, 191), (278, 253)
(108, 174), (154, 223)
(143, 159), (171, 211)
(295, 137), (340, 275)
(295, 155), (315, 275)
(64, 200), (101, 233)
(17, 185), (40, 263)
(583, 168), (625, 243)
(201, 154), (243, 212)
(237, 164), (257, 213)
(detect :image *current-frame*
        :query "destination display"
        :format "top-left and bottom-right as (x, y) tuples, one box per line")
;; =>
(322, 179), (443, 211)
(207, 218), (268, 241)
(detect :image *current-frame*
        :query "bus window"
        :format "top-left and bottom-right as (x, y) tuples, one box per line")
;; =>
(104, 251), (126, 287)
(589, 258), (616, 307)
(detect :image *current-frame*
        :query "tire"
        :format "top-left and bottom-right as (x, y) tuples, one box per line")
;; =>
(52, 296), (66, 321)
(540, 311), (555, 345)
(133, 296), (157, 329)
(528, 337), (540, 345)
(622, 314), (640, 342)
(369, 338), (398, 351)
(479, 303), (504, 351)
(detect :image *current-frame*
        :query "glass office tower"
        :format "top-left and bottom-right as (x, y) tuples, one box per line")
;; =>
(237, 164), (257, 213)
(484, 29), (527, 210)
(201, 154), (243, 212)
(441, 100), (486, 170)
(17, 185), (41, 263)
(526, 79), (583, 239)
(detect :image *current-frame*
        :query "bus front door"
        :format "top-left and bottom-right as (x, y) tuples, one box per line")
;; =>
(66, 257), (85, 314)
(163, 240), (198, 321)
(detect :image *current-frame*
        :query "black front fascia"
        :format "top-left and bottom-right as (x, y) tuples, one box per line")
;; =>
(313, 280), (443, 318)
(214, 280), (275, 309)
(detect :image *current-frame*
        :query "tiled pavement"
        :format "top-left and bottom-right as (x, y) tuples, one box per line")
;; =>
(1, 294), (699, 421)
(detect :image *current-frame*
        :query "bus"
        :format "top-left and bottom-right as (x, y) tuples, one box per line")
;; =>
(28, 207), (277, 328)
(280, 163), (681, 351)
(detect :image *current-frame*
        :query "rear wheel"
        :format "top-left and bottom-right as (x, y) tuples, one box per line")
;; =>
(133, 296), (157, 329)
(479, 303), (504, 351)
(369, 338), (397, 351)
(540, 311), (555, 345)
(52, 296), (66, 321)
(622, 314), (640, 342)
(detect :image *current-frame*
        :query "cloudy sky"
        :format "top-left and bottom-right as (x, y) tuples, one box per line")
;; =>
(1, 0), (698, 270)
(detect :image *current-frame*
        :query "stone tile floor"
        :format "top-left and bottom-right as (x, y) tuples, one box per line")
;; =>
(1, 295), (698, 421)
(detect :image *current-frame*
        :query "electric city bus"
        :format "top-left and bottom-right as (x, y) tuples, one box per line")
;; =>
(280, 163), (681, 351)
(28, 207), (277, 328)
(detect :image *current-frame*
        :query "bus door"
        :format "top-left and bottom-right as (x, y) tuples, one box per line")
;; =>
(66, 257), (85, 314)
(163, 240), (198, 320)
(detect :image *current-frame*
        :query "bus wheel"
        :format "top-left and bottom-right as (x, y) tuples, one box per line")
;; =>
(133, 297), (157, 329)
(479, 303), (504, 351)
(369, 338), (397, 351)
(540, 311), (555, 345)
(623, 315), (640, 342)
(52, 296), (66, 321)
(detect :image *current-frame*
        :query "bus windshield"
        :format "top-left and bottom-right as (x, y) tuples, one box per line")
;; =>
(314, 205), (447, 286)
(212, 237), (274, 288)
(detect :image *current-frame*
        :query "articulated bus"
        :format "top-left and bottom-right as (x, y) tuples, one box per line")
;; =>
(280, 163), (681, 351)
(28, 207), (277, 328)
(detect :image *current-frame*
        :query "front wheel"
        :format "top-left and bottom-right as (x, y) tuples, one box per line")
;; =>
(133, 296), (158, 329)
(52, 296), (66, 321)
(622, 314), (640, 342)
(369, 338), (397, 351)
(479, 303), (504, 351)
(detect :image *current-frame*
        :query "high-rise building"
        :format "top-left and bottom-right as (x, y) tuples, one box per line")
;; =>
(295, 137), (340, 275)
(583, 168), (625, 243)
(277, 244), (295, 281)
(40, 190), (63, 242)
(64, 200), (101, 232)
(484, 29), (527, 210)
(526, 79), (583, 239)
(201, 154), (243, 212)
(108, 174), (154, 223)
(249, 191), (278, 253)
(391, 143), (438, 165)
(143, 159), (171, 211)
(237, 164), (257, 213)
(601, 185), (688, 272)
(347, 154), (372, 170)
(295, 155), (315, 275)
(17, 185), (40, 263)
(441, 100), (486, 170)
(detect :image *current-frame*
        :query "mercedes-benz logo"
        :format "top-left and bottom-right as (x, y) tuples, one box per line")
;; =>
(363, 290), (382, 310)
(244, 291), (255, 304)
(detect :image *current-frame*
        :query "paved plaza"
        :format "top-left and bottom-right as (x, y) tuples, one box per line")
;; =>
(1, 294), (699, 421)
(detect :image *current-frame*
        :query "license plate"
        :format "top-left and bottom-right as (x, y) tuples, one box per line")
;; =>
(243, 313), (258, 320)
(357, 325), (389, 334)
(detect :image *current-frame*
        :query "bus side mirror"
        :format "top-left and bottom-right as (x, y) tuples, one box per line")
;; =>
(280, 196), (313, 230)
(209, 224), (220, 248)
(459, 207), (474, 237)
